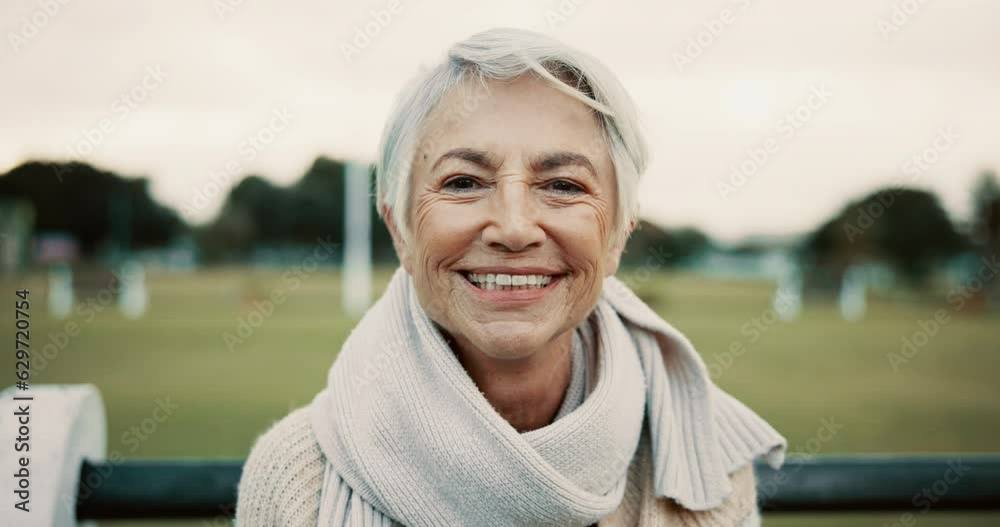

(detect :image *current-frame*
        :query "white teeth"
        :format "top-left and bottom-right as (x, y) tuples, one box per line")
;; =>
(464, 272), (557, 290)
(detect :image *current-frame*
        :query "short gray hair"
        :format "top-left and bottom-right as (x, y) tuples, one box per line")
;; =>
(375, 27), (648, 248)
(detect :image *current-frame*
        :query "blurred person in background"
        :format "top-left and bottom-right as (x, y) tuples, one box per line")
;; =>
(236, 27), (786, 527)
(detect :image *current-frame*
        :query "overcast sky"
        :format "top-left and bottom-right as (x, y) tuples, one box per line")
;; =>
(2, 0), (998, 242)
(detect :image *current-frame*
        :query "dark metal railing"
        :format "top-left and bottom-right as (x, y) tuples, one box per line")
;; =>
(76, 455), (1000, 520)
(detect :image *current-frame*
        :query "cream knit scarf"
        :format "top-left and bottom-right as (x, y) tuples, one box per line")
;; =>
(309, 267), (786, 526)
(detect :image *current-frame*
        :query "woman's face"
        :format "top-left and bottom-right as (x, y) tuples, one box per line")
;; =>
(388, 74), (627, 360)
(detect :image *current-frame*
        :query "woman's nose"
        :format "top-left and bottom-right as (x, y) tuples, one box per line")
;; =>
(481, 180), (545, 252)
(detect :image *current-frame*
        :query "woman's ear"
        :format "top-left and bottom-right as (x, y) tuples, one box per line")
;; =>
(604, 219), (636, 277)
(382, 205), (412, 274)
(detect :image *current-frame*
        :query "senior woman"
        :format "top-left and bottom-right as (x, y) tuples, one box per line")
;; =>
(236, 28), (786, 527)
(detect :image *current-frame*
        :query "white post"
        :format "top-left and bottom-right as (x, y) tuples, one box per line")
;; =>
(48, 263), (74, 320)
(118, 260), (148, 319)
(768, 253), (801, 321)
(0, 384), (106, 526)
(839, 265), (867, 321)
(773, 271), (802, 321)
(342, 162), (372, 317)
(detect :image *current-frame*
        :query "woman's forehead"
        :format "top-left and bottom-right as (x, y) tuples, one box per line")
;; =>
(415, 75), (611, 169)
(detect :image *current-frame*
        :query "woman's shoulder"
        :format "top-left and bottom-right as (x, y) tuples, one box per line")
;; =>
(235, 405), (326, 526)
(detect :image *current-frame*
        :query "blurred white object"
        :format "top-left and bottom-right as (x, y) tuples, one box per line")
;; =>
(342, 162), (372, 317)
(0, 384), (106, 527)
(118, 260), (148, 319)
(772, 269), (802, 321)
(47, 263), (74, 319)
(839, 265), (867, 321)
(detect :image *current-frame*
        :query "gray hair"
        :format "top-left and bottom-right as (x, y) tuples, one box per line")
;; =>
(375, 27), (648, 248)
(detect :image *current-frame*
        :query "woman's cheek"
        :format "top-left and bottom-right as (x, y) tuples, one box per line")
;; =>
(567, 206), (610, 255)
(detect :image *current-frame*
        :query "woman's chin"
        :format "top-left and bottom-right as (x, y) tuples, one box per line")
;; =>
(465, 324), (558, 360)
(479, 346), (539, 361)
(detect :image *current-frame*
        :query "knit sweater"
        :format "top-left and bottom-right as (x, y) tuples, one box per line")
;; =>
(235, 406), (763, 526)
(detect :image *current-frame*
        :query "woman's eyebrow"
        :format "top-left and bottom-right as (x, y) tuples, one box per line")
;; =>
(531, 151), (597, 178)
(431, 148), (500, 171)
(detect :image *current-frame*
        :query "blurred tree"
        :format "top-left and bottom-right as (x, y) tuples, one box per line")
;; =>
(971, 170), (1000, 251)
(199, 156), (397, 263)
(227, 175), (288, 243)
(0, 161), (185, 257)
(193, 204), (257, 262)
(969, 170), (1000, 309)
(620, 220), (710, 267)
(803, 187), (967, 286)
(289, 157), (346, 244)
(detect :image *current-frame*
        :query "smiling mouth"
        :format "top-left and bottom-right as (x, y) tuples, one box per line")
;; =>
(460, 271), (563, 291)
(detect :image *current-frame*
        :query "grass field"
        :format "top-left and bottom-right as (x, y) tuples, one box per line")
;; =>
(2, 266), (998, 526)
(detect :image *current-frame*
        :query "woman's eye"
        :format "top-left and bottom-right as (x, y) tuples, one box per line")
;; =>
(443, 176), (482, 192)
(546, 179), (584, 194)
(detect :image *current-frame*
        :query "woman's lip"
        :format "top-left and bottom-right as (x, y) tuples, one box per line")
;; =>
(458, 272), (562, 303)
(460, 267), (563, 275)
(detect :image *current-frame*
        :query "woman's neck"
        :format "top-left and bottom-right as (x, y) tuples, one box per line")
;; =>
(448, 330), (575, 433)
